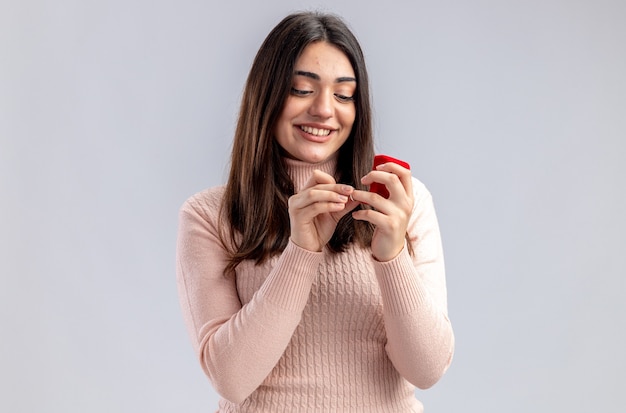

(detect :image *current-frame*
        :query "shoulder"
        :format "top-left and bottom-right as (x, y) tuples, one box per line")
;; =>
(179, 186), (226, 222)
(410, 176), (433, 206)
(407, 175), (440, 230)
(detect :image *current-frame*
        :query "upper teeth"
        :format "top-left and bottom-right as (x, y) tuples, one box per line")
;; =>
(301, 125), (331, 136)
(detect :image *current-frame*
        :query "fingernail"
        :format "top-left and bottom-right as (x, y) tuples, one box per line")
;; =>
(338, 195), (348, 202)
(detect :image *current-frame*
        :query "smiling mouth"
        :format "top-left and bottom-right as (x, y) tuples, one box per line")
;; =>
(299, 125), (332, 137)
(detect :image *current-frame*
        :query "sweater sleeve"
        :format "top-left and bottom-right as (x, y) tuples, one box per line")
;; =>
(372, 178), (455, 389)
(175, 189), (323, 404)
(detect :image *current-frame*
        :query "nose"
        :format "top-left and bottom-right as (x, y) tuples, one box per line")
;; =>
(308, 90), (333, 119)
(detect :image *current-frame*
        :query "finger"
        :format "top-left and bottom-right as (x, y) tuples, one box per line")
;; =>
(330, 194), (360, 222)
(291, 189), (349, 210)
(290, 199), (347, 224)
(351, 207), (389, 228)
(288, 191), (348, 221)
(300, 170), (354, 196)
(352, 206), (408, 241)
(349, 189), (392, 214)
(374, 162), (413, 199)
(360, 170), (402, 204)
(302, 169), (336, 190)
(289, 188), (357, 227)
(361, 170), (411, 203)
(292, 182), (354, 208)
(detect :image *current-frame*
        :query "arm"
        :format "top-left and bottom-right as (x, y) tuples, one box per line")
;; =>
(373, 179), (454, 389)
(176, 190), (323, 403)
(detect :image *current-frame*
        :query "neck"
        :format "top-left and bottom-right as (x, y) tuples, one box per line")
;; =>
(285, 154), (339, 193)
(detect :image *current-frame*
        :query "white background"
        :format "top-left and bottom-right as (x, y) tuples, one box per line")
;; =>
(2, 0), (625, 412)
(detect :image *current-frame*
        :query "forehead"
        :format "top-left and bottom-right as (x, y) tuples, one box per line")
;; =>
(294, 42), (355, 78)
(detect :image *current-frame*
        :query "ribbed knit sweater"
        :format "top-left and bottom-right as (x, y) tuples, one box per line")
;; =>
(176, 156), (454, 412)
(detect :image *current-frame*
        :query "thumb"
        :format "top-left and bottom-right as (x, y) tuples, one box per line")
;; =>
(302, 169), (336, 190)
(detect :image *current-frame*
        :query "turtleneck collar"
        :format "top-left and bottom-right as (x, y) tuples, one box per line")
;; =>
(284, 153), (339, 193)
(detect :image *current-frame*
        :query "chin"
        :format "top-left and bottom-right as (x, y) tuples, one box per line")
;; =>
(302, 152), (332, 164)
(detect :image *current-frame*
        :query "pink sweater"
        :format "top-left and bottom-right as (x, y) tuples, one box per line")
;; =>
(176, 157), (454, 412)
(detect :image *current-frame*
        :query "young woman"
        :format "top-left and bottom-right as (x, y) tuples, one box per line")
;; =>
(176, 11), (454, 412)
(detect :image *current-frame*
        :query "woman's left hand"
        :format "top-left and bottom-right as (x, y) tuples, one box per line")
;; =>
(351, 162), (414, 262)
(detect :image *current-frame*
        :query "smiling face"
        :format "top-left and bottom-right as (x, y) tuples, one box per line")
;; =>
(274, 41), (357, 164)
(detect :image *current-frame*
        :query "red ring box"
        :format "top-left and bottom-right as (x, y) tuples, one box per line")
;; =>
(369, 155), (411, 199)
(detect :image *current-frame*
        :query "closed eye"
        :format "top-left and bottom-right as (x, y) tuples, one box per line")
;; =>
(334, 93), (355, 103)
(291, 87), (312, 96)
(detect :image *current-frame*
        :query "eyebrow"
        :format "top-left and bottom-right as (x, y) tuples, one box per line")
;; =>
(294, 70), (356, 83)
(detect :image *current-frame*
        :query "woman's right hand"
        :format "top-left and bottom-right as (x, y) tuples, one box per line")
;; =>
(288, 170), (358, 252)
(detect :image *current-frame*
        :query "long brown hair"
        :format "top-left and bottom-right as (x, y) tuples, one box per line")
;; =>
(220, 12), (375, 274)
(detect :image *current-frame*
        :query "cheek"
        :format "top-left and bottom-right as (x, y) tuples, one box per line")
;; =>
(280, 96), (303, 117)
(341, 106), (356, 130)
(274, 121), (290, 147)
(275, 103), (295, 134)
